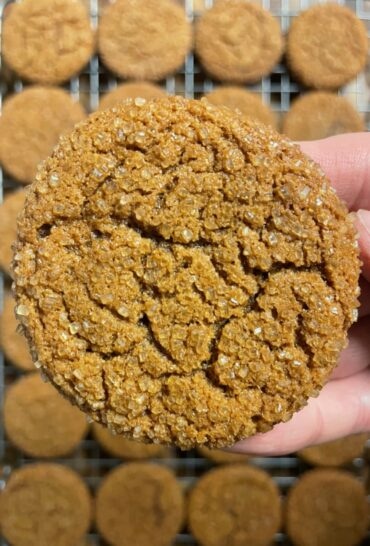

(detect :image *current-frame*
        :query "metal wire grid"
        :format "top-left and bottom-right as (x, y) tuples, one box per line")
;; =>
(0, 0), (369, 544)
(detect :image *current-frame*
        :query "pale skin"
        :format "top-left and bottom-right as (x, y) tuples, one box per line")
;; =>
(232, 133), (370, 456)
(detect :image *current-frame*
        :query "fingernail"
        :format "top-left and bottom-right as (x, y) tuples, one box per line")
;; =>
(358, 210), (370, 235)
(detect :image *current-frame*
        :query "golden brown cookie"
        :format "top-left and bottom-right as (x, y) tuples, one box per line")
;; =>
(1, 463), (92, 546)
(0, 87), (85, 184)
(189, 465), (281, 546)
(0, 190), (27, 276)
(4, 373), (88, 457)
(286, 469), (368, 546)
(92, 423), (170, 459)
(96, 463), (184, 546)
(2, 0), (94, 84)
(298, 433), (368, 467)
(98, 0), (192, 81)
(99, 82), (166, 111)
(0, 292), (33, 371)
(282, 92), (365, 141)
(286, 5), (368, 90)
(197, 446), (249, 464)
(13, 97), (360, 449)
(195, 0), (283, 83)
(205, 87), (277, 128)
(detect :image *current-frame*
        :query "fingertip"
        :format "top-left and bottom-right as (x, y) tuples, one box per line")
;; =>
(299, 133), (370, 211)
(331, 316), (370, 379)
(231, 369), (370, 456)
(356, 210), (370, 283)
(231, 400), (321, 456)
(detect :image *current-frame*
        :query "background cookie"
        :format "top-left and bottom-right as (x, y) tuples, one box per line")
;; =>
(93, 423), (171, 459)
(96, 463), (184, 546)
(1, 463), (92, 546)
(197, 446), (249, 465)
(188, 465), (281, 546)
(205, 87), (277, 128)
(98, 0), (192, 81)
(298, 433), (368, 467)
(282, 92), (365, 140)
(195, 0), (283, 83)
(2, 0), (94, 84)
(0, 292), (34, 372)
(286, 469), (368, 546)
(99, 82), (166, 111)
(13, 97), (360, 449)
(0, 190), (26, 276)
(0, 87), (85, 184)
(4, 373), (88, 457)
(287, 5), (368, 89)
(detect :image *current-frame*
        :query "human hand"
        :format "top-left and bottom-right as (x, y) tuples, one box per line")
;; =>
(232, 133), (370, 456)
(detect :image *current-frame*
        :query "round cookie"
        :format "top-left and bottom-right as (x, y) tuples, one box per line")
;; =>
(2, 0), (94, 85)
(0, 87), (85, 184)
(205, 87), (277, 128)
(4, 373), (88, 457)
(286, 469), (368, 546)
(99, 82), (166, 111)
(13, 97), (360, 449)
(197, 446), (249, 465)
(282, 92), (365, 141)
(195, 0), (283, 83)
(287, 5), (368, 90)
(92, 423), (170, 459)
(0, 292), (33, 371)
(188, 465), (281, 546)
(96, 463), (184, 546)
(98, 0), (192, 81)
(0, 190), (27, 277)
(1, 463), (91, 546)
(298, 433), (368, 467)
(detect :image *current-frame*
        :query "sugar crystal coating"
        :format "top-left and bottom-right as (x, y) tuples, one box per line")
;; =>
(13, 97), (360, 449)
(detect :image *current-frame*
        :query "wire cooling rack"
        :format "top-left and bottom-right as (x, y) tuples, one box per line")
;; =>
(0, 0), (369, 544)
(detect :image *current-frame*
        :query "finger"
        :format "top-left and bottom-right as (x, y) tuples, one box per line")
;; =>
(359, 276), (370, 317)
(356, 210), (370, 283)
(330, 316), (370, 380)
(299, 133), (370, 211)
(231, 368), (370, 456)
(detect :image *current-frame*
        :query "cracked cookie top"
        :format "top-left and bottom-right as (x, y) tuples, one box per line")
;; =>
(13, 97), (360, 449)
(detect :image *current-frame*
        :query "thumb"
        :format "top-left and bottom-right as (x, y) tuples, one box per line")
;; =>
(356, 210), (370, 283)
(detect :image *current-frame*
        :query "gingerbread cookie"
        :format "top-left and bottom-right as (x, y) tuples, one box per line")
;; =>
(98, 0), (192, 81)
(93, 423), (170, 459)
(0, 292), (33, 371)
(0, 190), (27, 276)
(0, 87), (85, 184)
(282, 92), (365, 140)
(99, 82), (166, 111)
(2, 0), (94, 84)
(189, 465), (281, 546)
(287, 5), (368, 89)
(286, 469), (368, 546)
(298, 433), (368, 467)
(197, 446), (249, 464)
(96, 463), (183, 546)
(4, 373), (88, 457)
(13, 97), (360, 449)
(206, 86), (277, 128)
(195, 0), (283, 83)
(1, 463), (91, 546)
